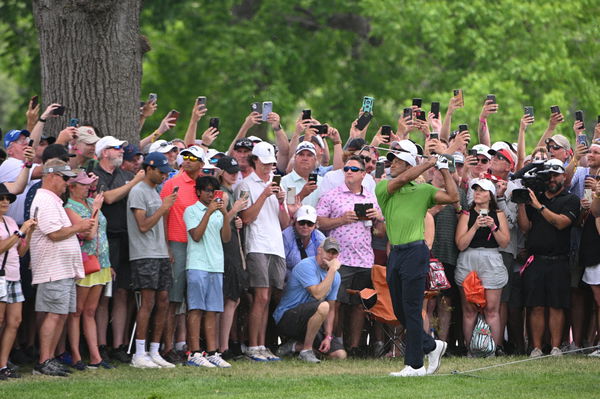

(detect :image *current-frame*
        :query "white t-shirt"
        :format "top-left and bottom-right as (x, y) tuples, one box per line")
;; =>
(236, 172), (285, 258)
(0, 157), (39, 225)
(280, 169), (322, 208)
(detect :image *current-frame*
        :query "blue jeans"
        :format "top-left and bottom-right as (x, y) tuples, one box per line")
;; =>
(387, 240), (436, 368)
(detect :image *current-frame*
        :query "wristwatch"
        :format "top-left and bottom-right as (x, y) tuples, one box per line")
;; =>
(538, 205), (546, 213)
(13, 230), (26, 239)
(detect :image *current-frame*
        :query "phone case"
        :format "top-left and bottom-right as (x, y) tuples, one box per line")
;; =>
(251, 102), (262, 114)
(362, 96), (374, 113)
(262, 101), (273, 121)
(355, 112), (372, 131)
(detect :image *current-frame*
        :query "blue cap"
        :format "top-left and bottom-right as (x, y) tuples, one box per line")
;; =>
(4, 129), (30, 149)
(123, 144), (143, 161)
(143, 152), (171, 173)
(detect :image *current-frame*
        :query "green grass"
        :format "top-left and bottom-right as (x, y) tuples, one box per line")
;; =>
(2, 356), (599, 398)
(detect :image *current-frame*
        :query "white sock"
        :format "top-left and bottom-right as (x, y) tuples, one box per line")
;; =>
(149, 342), (160, 355)
(291, 342), (296, 353)
(175, 341), (186, 351)
(258, 345), (266, 350)
(135, 339), (146, 355)
(249, 346), (260, 351)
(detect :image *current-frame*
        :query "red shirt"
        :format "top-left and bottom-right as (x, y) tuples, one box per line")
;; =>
(161, 171), (198, 243)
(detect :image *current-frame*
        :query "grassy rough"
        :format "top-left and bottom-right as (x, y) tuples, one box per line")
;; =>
(2, 356), (599, 398)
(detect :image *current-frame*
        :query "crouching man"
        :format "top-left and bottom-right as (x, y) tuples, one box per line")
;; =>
(273, 237), (347, 362)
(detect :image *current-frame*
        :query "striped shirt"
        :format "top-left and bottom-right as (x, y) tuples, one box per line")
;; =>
(30, 189), (84, 284)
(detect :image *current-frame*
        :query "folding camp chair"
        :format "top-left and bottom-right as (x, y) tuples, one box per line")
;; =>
(348, 264), (404, 357)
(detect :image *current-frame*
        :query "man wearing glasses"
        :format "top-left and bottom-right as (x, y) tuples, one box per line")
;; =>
(159, 145), (215, 362)
(317, 156), (384, 357)
(319, 139), (377, 196)
(517, 159), (580, 357)
(282, 205), (325, 281)
(93, 136), (145, 363)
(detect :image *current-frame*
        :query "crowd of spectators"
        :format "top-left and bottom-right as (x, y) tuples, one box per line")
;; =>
(0, 92), (599, 379)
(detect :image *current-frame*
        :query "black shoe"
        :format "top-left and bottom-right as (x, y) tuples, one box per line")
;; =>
(88, 360), (115, 369)
(33, 359), (69, 377)
(495, 346), (506, 357)
(71, 360), (87, 371)
(0, 366), (21, 379)
(98, 345), (111, 362)
(348, 347), (365, 358)
(162, 350), (184, 365)
(220, 349), (235, 361)
(9, 348), (32, 365)
(50, 358), (72, 374)
(229, 341), (243, 357)
(110, 345), (131, 363)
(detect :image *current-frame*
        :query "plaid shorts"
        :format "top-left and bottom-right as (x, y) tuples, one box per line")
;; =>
(0, 280), (25, 304)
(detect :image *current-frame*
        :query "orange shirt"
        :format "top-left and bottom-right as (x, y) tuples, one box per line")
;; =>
(161, 171), (198, 243)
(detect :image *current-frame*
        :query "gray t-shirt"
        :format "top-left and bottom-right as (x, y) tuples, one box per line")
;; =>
(127, 181), (168, 260)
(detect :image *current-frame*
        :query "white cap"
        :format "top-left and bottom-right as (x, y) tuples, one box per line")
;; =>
(386, 151), (416, 167)
(295, 141), (316, 156)
(471, 144), (492, 159)
(149, 139), (176, 154)
(176, 153), (184, 167)
(453, 152), (465, 164)
(247, 135), (263, 143)
(471, 178), (496, 196)
(543, 158), (565, 174)
(296, 205), (317, 223)
(95, 136), (128, 157)
(206, 148), (225, 160)
(252, 141), (277, 164)
(390, 139), (418, 156)
(180, 145), (205, 161)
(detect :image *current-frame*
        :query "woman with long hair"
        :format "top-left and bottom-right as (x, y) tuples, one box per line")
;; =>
(455, 178), (510, 353)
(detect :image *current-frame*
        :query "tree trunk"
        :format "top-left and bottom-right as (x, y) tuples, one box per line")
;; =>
(33, 0), (144, 144)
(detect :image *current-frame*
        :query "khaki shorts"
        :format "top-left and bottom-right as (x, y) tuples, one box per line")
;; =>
(35, 278), (76, 314)
(246, 253), (286, 289)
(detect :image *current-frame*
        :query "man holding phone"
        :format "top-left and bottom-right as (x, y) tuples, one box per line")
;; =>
(127, 152), (177, 368)
(317, 156), (384, 357)
(281, 142), (322, 208)
(377, 149), (458, 377)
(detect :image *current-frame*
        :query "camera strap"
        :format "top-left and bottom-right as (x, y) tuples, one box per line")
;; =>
(1, 218), (11, 274)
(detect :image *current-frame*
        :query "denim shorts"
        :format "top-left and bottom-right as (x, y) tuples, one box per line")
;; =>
(187, 270), (223, 312)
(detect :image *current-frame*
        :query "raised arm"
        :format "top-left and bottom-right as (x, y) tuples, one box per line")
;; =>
(183, 101), (208, 147)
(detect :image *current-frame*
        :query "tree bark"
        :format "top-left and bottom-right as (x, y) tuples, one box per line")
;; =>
(32, 0), (144, 144)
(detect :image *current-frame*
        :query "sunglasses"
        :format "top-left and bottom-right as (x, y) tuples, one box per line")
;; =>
(545, 165), (565, 173)
(183, 155), (200, 162)
(209, 158), (219, 164)
(343, 166), (364, 172)
(297, 220), (315, 227)
(202, 168), (215, 175)
(110, 145), (124, 150)
(495, 153), (509, 163)
(55, 174), (71, 182)
(476, 157), (489, 164)
(0, 195), (12, 202)
(359, 155), (372, 164)
(547, 145), (563, 151)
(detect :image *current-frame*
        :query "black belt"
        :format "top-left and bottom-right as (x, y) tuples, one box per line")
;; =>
(391, 240), (426, 251)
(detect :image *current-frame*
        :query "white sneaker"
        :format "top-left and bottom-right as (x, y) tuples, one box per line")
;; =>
(206, 353), (232, 368)
(426, 340), (447, 375)
(186, 352), (216, 368)
(530, 348), (543, 358)
(260, 347), (281, 361)
(149, 352), (176, 368)
(587, 349), (600, 357)
(131, 353), (160, 368)
(245, 347), (268, 362)
(389, 365), (426, 377)
(550, 347), (563, 356)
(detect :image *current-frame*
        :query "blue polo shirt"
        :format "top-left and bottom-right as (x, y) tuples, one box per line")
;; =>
(282, 226), (326, 279)
(273, 256), (340, 324)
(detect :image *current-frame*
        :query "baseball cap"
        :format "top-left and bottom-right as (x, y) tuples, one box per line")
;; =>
(252, 141), (277, 164)
(216, 156), (240, 174)
(76, 127), (99, 145)
(295, 141), (317, 156)
(346, 138), (366, 152)
(95, 136), (128, 157)
(234, 138), (254, 150)
(4, 129), (30, 149)
(545, 134), (571, 151)
(386, 150), (416, 167)
(143, 152), (172, 173)
(471, 144), (492, 159)
(42, 159), (77, 177)
(471, 178), (496, 196)
(453, 152), (465, 164)
(494, 148), (516, 167)
(68, 170), (97, 185)
(543, 158), (565, 174)
(390, 139), (418, 156)
(296, 205), (317, 224)
(149, 139), (176, 154)
(247, 135), (263, 144)
(206, 149), (225, 164)
(40, 135), (56, 145)
(42, 144), (76, 163)
(321, 237), (341, 253)
(123, 144), (143, 161)
(180, 146), (206, 161)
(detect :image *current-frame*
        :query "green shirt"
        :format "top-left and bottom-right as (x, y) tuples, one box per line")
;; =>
(375, 180), (439, 245)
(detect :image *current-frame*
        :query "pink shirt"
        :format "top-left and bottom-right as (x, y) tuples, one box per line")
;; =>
(316, 184), (380, 268)
(161, 171), (198, 243)
(30, 189), (84, 284)
(0, 216), (21, 281)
